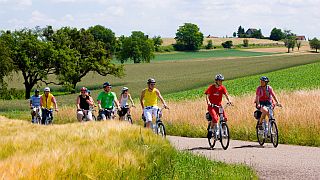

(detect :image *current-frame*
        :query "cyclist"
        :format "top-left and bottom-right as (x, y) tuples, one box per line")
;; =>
(40, 87), (58, 124)
(118, 87), (135, 120)
(255, 76), (282, 129)
(205, 74), (232, 138)
(30, 89), (41, 123)
(140, 78), (169, 128)
(97, 82), (121, 120)
(76, 87), (94, 122)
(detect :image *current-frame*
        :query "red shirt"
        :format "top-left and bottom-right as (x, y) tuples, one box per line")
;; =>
(205, 84), (228, 106)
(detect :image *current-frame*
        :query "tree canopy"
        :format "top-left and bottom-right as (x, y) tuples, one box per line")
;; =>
(309, 38), (320, 52)
(270, 28), (284, 41)
(174, 23), (204, 51)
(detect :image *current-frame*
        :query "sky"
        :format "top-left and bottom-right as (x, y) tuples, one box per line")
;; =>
(0, 0), (319, 38)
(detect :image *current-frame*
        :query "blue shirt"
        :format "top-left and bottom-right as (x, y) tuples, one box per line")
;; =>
(30, 95), (41, 107)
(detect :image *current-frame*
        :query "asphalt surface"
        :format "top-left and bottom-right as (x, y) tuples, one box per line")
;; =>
(168, 136), (320, 180)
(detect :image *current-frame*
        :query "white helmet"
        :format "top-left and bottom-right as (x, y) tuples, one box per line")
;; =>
(44, 87), (50, 92)
(121, 87), (129, 93)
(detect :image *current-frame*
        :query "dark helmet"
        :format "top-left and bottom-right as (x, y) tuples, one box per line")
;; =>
(215, 74), (225, 81)
(260, 76), (269, 82)
(86, 89), (91, 94)
(147, 78), (156, 84)
(34, 89), (40, 93)
(103, 82), (112, 88)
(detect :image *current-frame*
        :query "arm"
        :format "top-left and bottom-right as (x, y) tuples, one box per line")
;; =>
(128, 94), (135, 107)
(206, 94), (211, 106)
(52, 96), (58, 112)
(86, 96), (94, 106)
(30, 99), (33, 109)
(40, 96), (43, 107)
(156, 89), (168, 109)
(224, 93), (232, 104)
(140, 89), (145, 109)
(76, 96), (81, 110)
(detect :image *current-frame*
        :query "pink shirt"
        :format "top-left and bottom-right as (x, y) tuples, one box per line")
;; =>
(256, 85), (275, 103)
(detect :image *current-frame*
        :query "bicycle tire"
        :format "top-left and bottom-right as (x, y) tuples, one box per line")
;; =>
(256, 121), (265, 146)
(270, 120), (279, 148)
(156, 122), (166, 137)
(220, 122), (230, 150)
(127, 116), (133, 124)
(207, 124), (216, 148)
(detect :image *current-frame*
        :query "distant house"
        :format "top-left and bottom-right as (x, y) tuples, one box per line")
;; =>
(296, 36), (306, 40)
(245, 28), (257, 36)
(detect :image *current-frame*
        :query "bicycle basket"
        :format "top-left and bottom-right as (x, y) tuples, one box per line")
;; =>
(205, 112), (212, 121)
(254, 110), (262, 120)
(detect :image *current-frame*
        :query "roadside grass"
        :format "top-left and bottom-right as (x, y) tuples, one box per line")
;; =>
(0, 118), (257, 179)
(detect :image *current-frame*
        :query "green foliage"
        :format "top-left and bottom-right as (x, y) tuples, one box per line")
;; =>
(243, 39), (249, 47)
(0, 28), (56, 99)
(233, 32), (237, 37)
(296, 40), (302, 50)
(117, 31), (155, 63)
(88, 25), (116, 56)
(237, 25), (245, 38)
(152, 35), (163, 52)
(157, 45), (174, 52)
(309, 37), (320, 52)
(283, 30), (296, 53)
(50, 27), (124, 92)
(251, 29), (263, 39)
(174, 23), (204, 51)
(221, 40), (233, 48)
(270, 28), (284, 41)
(205, 40), (213, 49)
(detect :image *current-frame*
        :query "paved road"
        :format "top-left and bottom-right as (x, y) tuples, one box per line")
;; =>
(168, 136), (320, 180)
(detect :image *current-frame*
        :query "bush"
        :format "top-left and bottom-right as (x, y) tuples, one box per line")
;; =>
(205, 40), (213, 49)
(221, 41), (233, 49)
(0, 88), (25, 100)
(158, 45), (174, 52)
(243, 39), (249, 47)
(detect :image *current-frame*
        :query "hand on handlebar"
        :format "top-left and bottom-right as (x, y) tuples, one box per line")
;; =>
(276, 102), (282, 108)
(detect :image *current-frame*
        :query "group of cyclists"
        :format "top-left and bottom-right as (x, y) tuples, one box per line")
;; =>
(30, 75), (281, 136)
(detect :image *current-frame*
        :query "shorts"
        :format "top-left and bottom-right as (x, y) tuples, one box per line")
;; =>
(207, 106), (227, 123)
(99, 108), (114, 120)
(143, 106), (159, 122)
(118, 107), (129, 117)
(77, 110), (93, 120)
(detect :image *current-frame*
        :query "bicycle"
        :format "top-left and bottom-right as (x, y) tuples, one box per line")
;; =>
(97, 108), (115, 120)
(143, 107), (167, 137)
(206, 103), (232, 150)
(42, 108), (53, 125)
(118, 105), (133, 124)
(255, 104), (281, 148)
(31, 106), (42, 124)
(80, 109), (96, 122)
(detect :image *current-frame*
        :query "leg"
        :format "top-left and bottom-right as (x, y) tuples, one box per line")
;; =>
(259, 106), (269, 124)
(143, 108), (153, 128)
(77, 110), (84, 122)
(86, 110), (93, 121)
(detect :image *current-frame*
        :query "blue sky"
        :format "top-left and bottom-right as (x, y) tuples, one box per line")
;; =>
(0, 0), (319, 38)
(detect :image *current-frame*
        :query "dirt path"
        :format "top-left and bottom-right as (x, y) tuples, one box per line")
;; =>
(168, 136), (320, 180)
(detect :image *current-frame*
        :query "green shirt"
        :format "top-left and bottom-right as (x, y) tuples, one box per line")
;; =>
(97, 91), (117, 109)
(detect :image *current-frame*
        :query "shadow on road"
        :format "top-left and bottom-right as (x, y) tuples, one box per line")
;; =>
(233, 144), (271, 149)
(184, 146), (224, 151)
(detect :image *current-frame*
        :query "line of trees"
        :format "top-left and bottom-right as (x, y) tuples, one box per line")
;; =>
(0, 25), (162, 99)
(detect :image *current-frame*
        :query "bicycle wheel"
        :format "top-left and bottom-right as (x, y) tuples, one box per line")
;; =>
(220, 122), (230, 150)
(156, 122), (166, 137)
(127, 115), (133, 124)
(207, 124), (216, 148)
(256, 121), (265, 146)
(270, 120), (279, 148)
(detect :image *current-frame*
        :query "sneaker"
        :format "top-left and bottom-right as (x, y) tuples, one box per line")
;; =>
(207, 131), (212, 138)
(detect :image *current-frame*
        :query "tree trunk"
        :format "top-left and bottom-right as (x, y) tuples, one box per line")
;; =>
(287, 47), (290, 53)
(24, 83), (32, 99)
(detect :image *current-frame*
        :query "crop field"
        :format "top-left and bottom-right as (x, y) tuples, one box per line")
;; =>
(161, 37), (285, 46)
(0, 117), (257, 179)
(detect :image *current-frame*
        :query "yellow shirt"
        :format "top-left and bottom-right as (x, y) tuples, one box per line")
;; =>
(144, 88), (157, 107)
(41, 93), (55, 109)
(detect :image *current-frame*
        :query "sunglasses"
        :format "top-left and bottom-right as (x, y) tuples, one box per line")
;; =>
(149, 83), (156, 86)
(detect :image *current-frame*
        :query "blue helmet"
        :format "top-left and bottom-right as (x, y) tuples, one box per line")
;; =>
(260, 76), (269, 82)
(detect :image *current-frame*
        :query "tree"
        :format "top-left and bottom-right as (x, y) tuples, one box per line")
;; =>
(88, 25), (116, 58)
(296, 40), (302, 51)
(222, 41), (233, 49)
(283, 30), (296, 53)
(270, 28), (284, 41)
(233, 32), (237, 38)
(174, 23), (204, 51)
(0, 33), (14, 95)
(117, 31), (155, 63)
(49, 27), (124, 92)
(237, 26), (245, 38)
(152, 35), (163, 52)
(205, 40), (213, 49)
(309, 38), (320, 52)
(0, 28), (56, 99)
(251, 29), (263, 39)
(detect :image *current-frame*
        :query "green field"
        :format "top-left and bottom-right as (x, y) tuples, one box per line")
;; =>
(153, 49), (278, 61)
